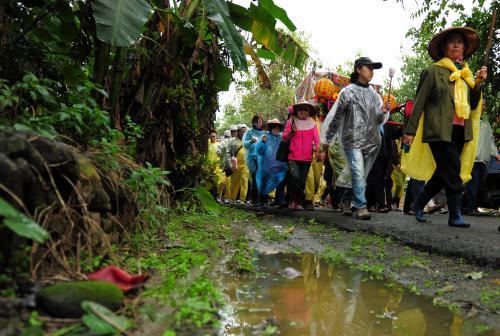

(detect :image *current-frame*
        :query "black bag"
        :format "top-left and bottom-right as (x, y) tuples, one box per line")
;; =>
(224, 145), (243, 176)
(276, 141), (290, 162)
(223, 166), (233, 177)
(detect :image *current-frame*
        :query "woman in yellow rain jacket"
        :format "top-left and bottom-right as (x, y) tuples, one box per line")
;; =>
(402, 27), (487, 227)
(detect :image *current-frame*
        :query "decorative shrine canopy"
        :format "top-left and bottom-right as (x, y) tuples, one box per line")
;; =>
(313, 71), (382, 94)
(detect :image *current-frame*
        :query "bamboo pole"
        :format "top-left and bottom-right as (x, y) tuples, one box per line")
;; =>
(483, 9), (497, 66)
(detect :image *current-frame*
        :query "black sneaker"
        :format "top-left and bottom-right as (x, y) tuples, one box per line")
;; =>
(304, 201), (315, 211)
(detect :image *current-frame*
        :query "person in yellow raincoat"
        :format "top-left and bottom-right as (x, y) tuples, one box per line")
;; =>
(402, 26), (488, 227)
(207, 131), (221, 197)
(216, 129), (233, 203)
(225, 124), (250, 204)
(304, 116), (324, 210)
(391, 139), (406, 210)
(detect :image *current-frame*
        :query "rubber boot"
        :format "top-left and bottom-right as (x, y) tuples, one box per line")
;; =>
(411, 190), (432, 223)
(447, 193), (471, 228)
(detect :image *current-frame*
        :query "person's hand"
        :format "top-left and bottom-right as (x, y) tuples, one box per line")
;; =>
(496, 154), (500, 161)
(382, 101), (391, 113)
(475, 66), (487, 86)
(291, 123), (298, 132)
(403, 134), (414, 146)
(261, 135), (267, 142)
(318, 152), (326, 162)
(251, 136), (258, 143)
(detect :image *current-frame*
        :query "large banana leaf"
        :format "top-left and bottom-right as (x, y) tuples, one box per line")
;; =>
(227, 2), (308, 69)
(249, 3), (276, 29)
(93, 0), (151, 47)
(205, 0), (247, 71)
(258, 0), (296, 32)
(227, 2), (252, 31)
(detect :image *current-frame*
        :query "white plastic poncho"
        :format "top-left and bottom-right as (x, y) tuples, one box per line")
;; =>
(321, 83), (386, 156)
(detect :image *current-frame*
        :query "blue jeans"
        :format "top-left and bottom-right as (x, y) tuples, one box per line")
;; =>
(344, 148), (377, 209)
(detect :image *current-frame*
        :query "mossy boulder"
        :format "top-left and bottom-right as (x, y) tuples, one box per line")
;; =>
(36, 281), (124, 318)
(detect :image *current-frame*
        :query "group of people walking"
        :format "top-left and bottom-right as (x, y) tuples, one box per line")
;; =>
(209, 26), (496, 229)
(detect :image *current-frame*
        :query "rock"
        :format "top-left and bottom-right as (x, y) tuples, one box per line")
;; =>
(29, 137), (80, 189)
(100, 214), (114, 233)
(279, 267), (302, 279)
(77, 154), (111, 212)
(0, 153), (23, 202)
(36, 281), (124, 318)
(89, 186), (111, 212)
(15, 158), (47, 212)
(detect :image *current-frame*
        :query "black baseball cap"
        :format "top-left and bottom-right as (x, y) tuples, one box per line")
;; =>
(354, 57), (382, 69)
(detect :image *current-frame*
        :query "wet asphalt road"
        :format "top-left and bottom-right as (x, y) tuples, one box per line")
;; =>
(236, 205), (500, 268)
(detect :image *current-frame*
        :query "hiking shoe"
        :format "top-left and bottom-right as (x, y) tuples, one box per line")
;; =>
(377, 207), (390, 213)
(304, 201), (315, 211)
(342, 201), (352, 216)
(355, 207), (371, 220)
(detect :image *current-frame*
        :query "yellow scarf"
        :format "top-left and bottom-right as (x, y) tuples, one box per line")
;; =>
(434, 57), (475, 119)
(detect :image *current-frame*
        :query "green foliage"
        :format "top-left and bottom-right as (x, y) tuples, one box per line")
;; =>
(0, 198), (49, 243)
(322, 247), (351, 266)
(124, 162), (172, 229)
(0, 74), (111, 144)
(259, 0), (296, 32)
(480, 286), (500, 313)
(81, 300), (132, 335)
(217, 46), (309, 133)
(93, 0), (152, 47)
(174, 277), (223, 328)
(358, 262), (385, 279)
(193, 185), (221, 213)
(392, 51), (432, 102)
(205, 0), (247, 71)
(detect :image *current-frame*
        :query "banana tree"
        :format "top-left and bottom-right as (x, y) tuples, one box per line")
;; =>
(87, 0), (307, 187)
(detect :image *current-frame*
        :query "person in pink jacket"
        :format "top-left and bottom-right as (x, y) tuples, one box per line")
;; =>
(282, 99), (322, 210)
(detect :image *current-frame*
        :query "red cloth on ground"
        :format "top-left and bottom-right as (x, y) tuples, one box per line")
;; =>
(87, 266), (149, 292)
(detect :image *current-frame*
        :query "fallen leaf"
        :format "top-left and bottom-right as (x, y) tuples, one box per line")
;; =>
(439, 284), (456, 294)
(410, 261), (432, 273)
(286, 226), (295, 234)
(466, 305), (478, 318)
(465, 272), (483, 280)
(490, 279), (500, 285)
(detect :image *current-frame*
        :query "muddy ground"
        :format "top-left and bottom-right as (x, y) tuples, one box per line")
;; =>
(232, 207), (500, 331)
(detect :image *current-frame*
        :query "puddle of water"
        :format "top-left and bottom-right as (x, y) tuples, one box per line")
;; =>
(218, 252), (498, 336)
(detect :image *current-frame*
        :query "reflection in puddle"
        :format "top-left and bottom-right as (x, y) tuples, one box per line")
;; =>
(218, 253), (498, 336)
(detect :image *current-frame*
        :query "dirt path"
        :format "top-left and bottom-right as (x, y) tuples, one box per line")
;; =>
(233, 208), (500, 331)
(241, 206), (500, 267)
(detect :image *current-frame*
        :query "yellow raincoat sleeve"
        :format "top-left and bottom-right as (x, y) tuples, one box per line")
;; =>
(401, 97), (482, 184)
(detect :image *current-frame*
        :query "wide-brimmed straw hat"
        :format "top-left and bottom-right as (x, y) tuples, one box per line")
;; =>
(427, 26), (480, 61)
(293, 98), (317, 116)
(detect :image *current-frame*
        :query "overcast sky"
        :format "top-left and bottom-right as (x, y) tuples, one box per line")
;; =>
(218, 0), (486, 119)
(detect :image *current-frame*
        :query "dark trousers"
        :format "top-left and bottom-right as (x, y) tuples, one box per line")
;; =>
(331, 186), (345, 208)
(288, 160), (311, 205)
(322, 155), (334, 200)
(463, 162), (488, 212)
(274, 178), (287, 205)
(403, 178), (425, 213)
(366, 156), (389, 209)
(424, 126), (465, 197)
(249, 163), (259, 203)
